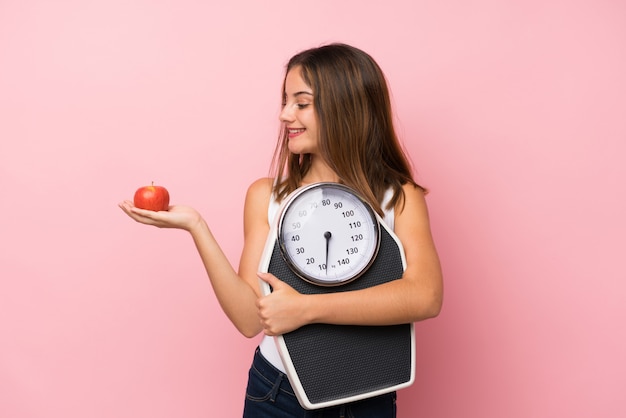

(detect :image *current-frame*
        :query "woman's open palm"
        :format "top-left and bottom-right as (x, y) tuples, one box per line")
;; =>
(118, 201), (201, 231)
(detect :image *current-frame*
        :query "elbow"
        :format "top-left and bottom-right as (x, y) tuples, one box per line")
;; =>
(422, 273), (444, 319)
(239, 325), (262, 339)
(416, 302), (442, 322)
(426, 297), (443, 319)
(243, 331), (260, 339)
(416, 289), (443, 321)
(224, 311), (262, 338)
(225, 310), (263, 338)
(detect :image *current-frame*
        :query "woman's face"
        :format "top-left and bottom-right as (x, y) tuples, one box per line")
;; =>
(280, 66), (320, 156)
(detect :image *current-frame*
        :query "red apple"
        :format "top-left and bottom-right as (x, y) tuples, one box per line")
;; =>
(133, 183), (170, 211)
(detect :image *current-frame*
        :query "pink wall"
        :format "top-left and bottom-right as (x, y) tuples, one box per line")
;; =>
(1, 1), (624, 417)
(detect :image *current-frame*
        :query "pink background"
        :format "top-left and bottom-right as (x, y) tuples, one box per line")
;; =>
(1, 1), (624, 417)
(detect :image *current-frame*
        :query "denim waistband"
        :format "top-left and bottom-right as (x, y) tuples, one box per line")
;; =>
(253, 346), (295, 395)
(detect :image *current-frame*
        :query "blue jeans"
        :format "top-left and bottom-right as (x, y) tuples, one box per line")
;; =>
(243, 347), (397, 418)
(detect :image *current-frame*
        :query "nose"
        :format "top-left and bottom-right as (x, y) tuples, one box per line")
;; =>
(279, 103), (295, 124)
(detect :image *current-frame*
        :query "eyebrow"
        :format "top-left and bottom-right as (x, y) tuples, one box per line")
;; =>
(288, 91), (314, 97)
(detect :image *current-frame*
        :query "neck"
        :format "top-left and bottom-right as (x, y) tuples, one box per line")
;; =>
(302, 156), (340, 184)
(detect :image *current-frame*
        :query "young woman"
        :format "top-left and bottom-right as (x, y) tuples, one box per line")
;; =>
(119, 43), (443, 417)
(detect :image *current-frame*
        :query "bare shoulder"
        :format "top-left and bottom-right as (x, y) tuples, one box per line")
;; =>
(397, 183), (430, 220)
(393, 183), (435, 245)
(243, 178), (274, 229)
(245, 177), (274, 204)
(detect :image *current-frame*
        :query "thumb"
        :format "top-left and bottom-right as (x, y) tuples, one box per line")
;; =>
(257, 272), (283, 288)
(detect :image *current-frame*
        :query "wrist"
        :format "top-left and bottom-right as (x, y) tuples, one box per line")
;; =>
(186, 215), (207, 235)
(303, 293), (322, 325)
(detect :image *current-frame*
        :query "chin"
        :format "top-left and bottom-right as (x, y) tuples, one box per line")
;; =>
(288, 142), (316, 155)
(288, 144), (308, 155)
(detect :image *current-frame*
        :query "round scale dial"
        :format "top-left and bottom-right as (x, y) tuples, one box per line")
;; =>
(277, 182), (381, 286)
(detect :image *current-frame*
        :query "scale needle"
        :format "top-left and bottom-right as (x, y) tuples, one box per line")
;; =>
(324, 231), (332, 274)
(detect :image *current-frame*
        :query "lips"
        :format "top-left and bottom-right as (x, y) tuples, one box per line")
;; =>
(288, 128), (305, 138)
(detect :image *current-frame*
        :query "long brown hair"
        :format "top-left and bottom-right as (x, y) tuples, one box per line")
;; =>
(271, 43), (422, 216)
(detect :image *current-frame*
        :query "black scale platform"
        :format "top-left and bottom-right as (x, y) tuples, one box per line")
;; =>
(265, 224), (414, 409)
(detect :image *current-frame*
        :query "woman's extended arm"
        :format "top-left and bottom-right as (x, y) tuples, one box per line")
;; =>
(119, 178), (274, 338)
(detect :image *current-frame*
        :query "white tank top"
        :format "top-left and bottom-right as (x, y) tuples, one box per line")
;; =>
(259, 187), (396, 372)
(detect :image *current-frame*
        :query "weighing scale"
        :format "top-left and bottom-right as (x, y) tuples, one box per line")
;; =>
(258, 182), (415, 410)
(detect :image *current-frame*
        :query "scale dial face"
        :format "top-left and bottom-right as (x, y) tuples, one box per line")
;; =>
(277, 183), (381, 286)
